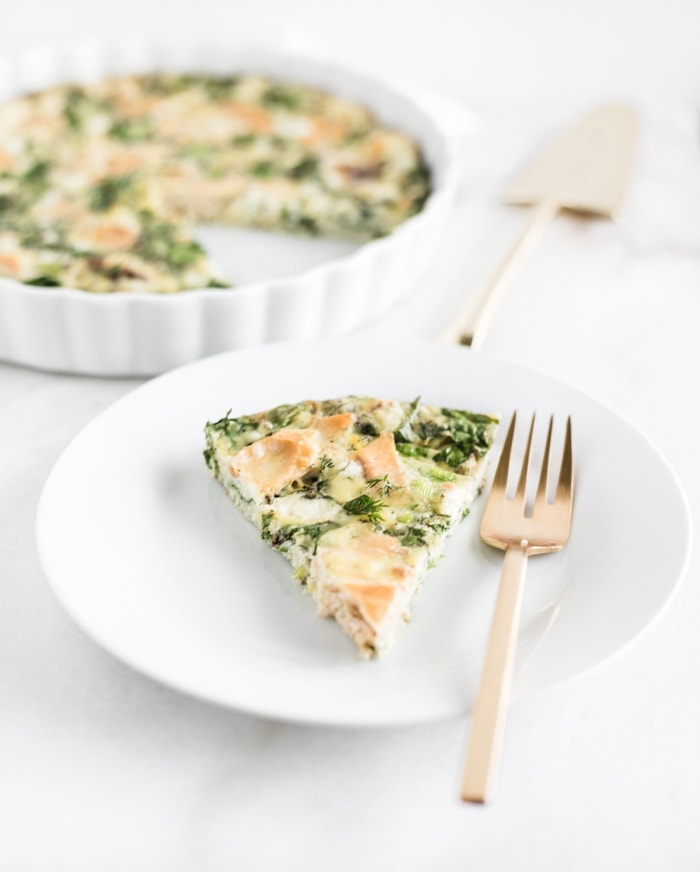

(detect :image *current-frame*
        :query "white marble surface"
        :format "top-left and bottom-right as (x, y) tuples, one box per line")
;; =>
(2, 2), (700, 869)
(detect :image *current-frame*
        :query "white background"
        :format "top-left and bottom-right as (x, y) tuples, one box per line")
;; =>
(1, 2), (700, 870)
(1, 0), (699, 112)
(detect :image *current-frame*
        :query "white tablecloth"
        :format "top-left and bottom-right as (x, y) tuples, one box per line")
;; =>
(2, 2), (699, 869)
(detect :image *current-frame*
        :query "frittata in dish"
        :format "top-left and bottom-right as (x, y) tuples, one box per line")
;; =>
(0, 74), (430, 293)
(204, 396), (498, 656)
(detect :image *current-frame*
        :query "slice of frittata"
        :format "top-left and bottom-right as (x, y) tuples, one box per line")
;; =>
(204, 396), (498, 656)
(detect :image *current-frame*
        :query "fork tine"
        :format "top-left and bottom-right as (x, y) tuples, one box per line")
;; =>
(491, 411), (517, 493)
(514, 414), (536, 505)
(556, 416), (574, 502)
(534, 415), (554, 508)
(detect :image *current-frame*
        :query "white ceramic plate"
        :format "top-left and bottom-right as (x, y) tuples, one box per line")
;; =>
(36, 340), (691, 726)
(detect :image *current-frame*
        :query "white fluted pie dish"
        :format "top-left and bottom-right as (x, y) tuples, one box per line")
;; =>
(0, 41), (463, 376)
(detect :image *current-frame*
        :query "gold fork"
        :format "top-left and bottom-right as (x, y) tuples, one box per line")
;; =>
(460, 411), (574, 803)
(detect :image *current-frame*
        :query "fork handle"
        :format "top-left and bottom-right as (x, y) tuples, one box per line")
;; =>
(461, 542), (529, 803)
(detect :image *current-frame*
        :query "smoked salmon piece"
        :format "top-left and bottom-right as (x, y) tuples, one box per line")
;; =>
(356, 430), (406, 488)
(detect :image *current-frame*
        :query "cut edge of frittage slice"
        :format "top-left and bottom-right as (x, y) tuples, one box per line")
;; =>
(204, 396), (498, 657)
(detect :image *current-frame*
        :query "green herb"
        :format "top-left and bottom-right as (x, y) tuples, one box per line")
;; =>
(109, 117), (154, 142)
(250, 160), (276, 178)
(433, 445), (466, 468)
(135, 215), (205, 270)
(388, 511), (451, 548)
(398, 527), (427, 547)
(403, 164), (430, 190)
(206, 278), (231, 288)
(439, 408), (498, 460)
(367, 475), (397, 497)
(412, 419), (445, 443)
(394, 400), (498, 467)
(202, 76), (238, 101)
(287, 157), (318, 180)
(335, 206), (383, 238)
(228, 481), (253, 504)
(299, 522), (338, 543)
(140, 74), (196, 96)
(267, 402), (310, 430)
(88, 175), (134, 211)
(424, 513), (451, 535)
(293, 566), (309, 584)
(231, 134), (256, 148)
(170, 240), (204, 269)
(345, 128), (371, 144)
(422, 465), (456, 483)
(24, 275), (61, 287)
(296, 216), (319, 235)
(63, 87), (87, 131)
(301, 463), (332, 497)
(270, 521), (339, 554)
(343, 494), (386, 524)
(396, 442), (427, 458)
(317, 399), (346, 417)
(207, 409), (259, 439)
(0, 194), (17, 214)
(178, 142), (224, 176)
(17, 227), (42, 246)
(179, 143), (218, 160)
(402, 162), (431, 216)
(261, 512), (274, 541)
(408, 478), (438, 503)
(22, 160), (51, 192)
(280, 209), (319, 236)
(261, 85), (301, 110)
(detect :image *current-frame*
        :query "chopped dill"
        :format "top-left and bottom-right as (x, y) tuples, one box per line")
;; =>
(343, 494), (386, 524)
(367, 474), (398, 497)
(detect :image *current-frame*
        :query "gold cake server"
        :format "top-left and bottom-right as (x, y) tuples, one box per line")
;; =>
(440, 104), (639, 349)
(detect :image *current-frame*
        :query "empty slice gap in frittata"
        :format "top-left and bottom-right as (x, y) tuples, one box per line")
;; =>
(204, 396), (499, 657)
